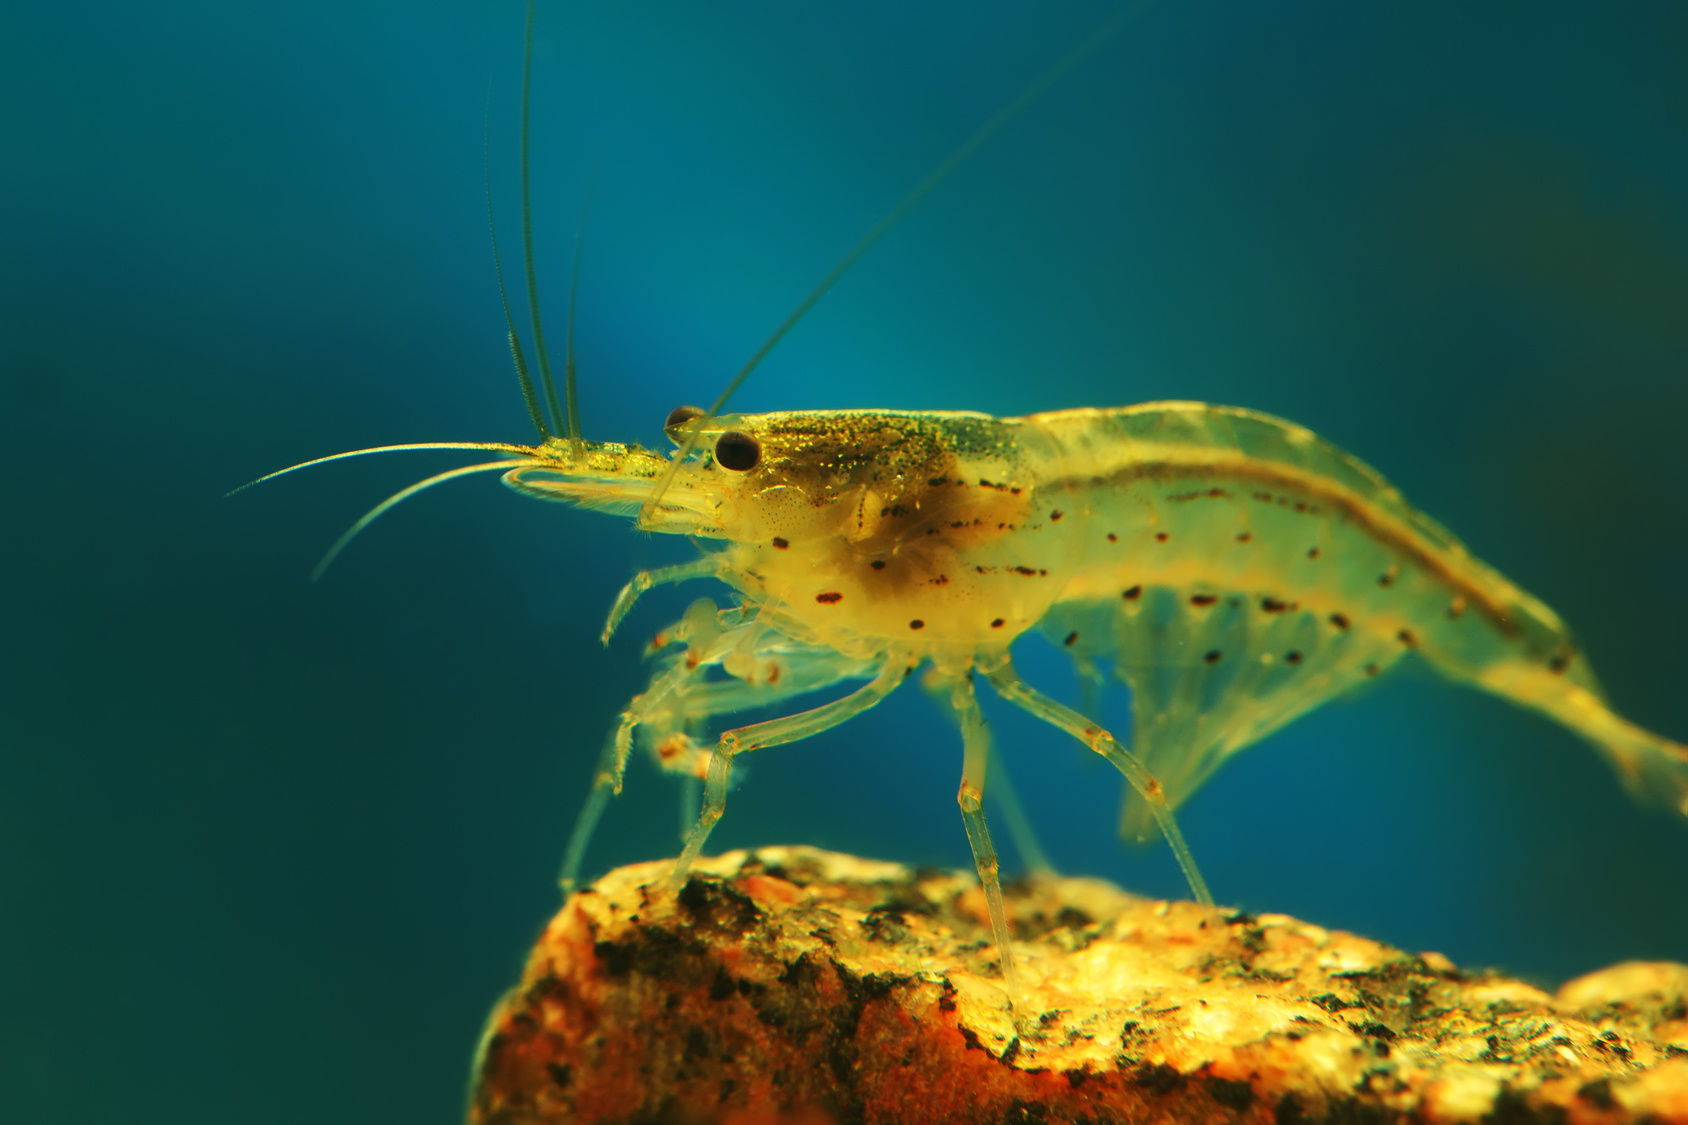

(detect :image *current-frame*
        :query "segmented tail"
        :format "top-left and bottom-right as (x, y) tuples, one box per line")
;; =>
(1578, 705), (1688, 818)
(1489, 664), (1688, 818)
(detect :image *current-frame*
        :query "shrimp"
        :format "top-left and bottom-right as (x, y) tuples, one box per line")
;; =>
(238, 5), (1688, 1018)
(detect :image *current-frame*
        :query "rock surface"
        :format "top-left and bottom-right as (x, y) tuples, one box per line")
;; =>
(468, 847), (1688, 1124)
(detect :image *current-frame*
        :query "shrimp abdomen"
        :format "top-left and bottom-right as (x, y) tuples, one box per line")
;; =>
(1023, 402), (1686, 833)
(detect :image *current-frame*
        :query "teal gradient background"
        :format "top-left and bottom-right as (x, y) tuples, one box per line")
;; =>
(3, 3), (1687, 1121)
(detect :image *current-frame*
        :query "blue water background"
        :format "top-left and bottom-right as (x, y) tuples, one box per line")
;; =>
(4, 2), (1688, 1121)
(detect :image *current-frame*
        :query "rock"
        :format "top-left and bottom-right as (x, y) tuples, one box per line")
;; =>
(468, 847), (1688, 1124)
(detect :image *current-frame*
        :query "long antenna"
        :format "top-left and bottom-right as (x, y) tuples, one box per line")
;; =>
(640, 0), (1157, 524)
(520, 0), (570, 443)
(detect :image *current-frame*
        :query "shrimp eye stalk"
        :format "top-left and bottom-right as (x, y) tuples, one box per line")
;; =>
(714, 431), (761, 471)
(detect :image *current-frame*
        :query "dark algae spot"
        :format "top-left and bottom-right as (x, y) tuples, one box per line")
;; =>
(1204, 650), (1223, 664)
(1155, 531), (1170, 542)
(1123, 585), (1142, 600)
(770, 536), (788, 549)
(990, 618), (1005, 628)
(1329, 612), (1350, 630)
(909, 619), (925, 630)
(870, 559), (886, 570)
(1063, 631), (1079, 647)
(1207, 1075), (1254, 1113)
(678, 876), (762, 934)
(1190, 594), (1218, 607)
(1285, 651), (1303, 665)
(815, 591), (843, 604)
(1578, 1078), (1615, 1109)
(1132, 1062), (1187, 1095)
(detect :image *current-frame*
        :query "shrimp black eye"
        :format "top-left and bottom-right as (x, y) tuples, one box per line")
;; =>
(665, 404), (705, 430)
(714, 431), (761, 471)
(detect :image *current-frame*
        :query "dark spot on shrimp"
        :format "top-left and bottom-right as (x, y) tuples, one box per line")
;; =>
(909, 619), (925, 630)
(1106, 532), (1118, 543)
(930, 574), (950, 586)
(771, 537), (789, 550)
(1122, 585), (1142, 600)
(1050, 509), (1064, 521)
(990, 618), (1005, 629)
(870, 560), (886, 570)
(1285, 651), (1303, 665)
(1170, 487), (1231, 502)
(1261, 597), (1287, 614)
(1012, 565), (1039, 576)
(1329, 612), (1350, 631)
(1204, 650), (1223, 664)
(1190, 594), (1217, 608)
(1155, 532), (1170, 543)
(815, 592), (842, 604)
(1307, 546), (1321, 559)
(1235, 532), (1252, 543)
(1364, 662), (1381, 677)
(1064, 631), (1079, 647)
(1397, 629), (1417, 648)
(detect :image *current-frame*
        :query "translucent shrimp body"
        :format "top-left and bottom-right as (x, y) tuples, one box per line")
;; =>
(500, 399), (1688, 1012)
(242, 7), (1688, 1023)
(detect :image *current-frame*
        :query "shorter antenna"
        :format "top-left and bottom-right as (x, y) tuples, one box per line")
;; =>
(519, 0), (570, 445)
(562, 177), (597, 456)
(487, 101), (552, 441)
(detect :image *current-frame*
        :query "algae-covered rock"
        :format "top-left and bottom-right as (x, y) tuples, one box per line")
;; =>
(468, 847), (1688, 1124)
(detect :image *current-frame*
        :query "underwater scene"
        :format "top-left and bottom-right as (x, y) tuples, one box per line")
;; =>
(3, 1), (1687, 1121)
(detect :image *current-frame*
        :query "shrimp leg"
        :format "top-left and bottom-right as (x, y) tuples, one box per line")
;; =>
(671, 657), (910, 886)
(980, 654), (1215, 909)
(919, 669), (1053, 877)
(948, 671), (1027, 1020)
(600, 557), (721, 644)
(560, 654), (704, 891)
